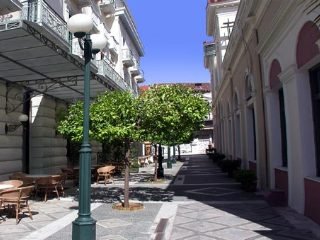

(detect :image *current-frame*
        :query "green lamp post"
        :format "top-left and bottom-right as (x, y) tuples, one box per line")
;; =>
(67, 14), (107, 240)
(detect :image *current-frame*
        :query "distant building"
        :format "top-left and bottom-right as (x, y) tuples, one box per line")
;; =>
(205, 0), (320, 225)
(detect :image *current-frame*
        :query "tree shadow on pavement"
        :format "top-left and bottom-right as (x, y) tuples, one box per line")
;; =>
(68, 186), (174, 203)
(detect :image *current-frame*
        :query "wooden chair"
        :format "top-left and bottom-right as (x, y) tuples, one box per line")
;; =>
(35, 175), (63, 202)
(20, 177), (35, 187)
(0, 186), (34, 224)
(8, 172), (26, 180)
(96, 166), (115, 185)
(60, 168), (75, 180)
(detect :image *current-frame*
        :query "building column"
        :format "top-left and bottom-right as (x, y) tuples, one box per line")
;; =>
(279, 65), (317, 213)
(263, 88), (282, 189)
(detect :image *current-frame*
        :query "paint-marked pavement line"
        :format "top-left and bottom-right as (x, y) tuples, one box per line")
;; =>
(21, 203), (102, 240)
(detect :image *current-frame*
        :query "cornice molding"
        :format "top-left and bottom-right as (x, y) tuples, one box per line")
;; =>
(257, 1), (304, 59)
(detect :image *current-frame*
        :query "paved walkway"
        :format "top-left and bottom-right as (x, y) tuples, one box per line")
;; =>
(167, 155), (320, 240)
(0, 154), (319, 240)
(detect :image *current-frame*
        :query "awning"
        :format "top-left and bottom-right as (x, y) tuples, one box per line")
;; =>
(0, 16), (119, 102)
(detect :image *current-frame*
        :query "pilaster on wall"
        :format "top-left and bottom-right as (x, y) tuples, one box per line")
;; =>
(0, 82), (24, 180)
(264, 87), (283, 189)
(30, 95), (67, 174)
(279, 65), (317, 213)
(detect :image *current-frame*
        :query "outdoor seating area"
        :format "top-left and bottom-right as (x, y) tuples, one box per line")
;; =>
(96, 166), (115, 185)
(0, 159), (153, 224)
(0, 181), (34, 224)
(0, 171), (70, 222)
(138, 155), (153, 167)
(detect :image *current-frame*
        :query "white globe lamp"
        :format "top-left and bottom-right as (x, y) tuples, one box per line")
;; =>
(91, 34), (108, 54)
(67, 14), (93, 38)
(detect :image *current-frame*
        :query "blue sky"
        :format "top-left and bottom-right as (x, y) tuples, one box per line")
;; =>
(126, 0), (210, 85)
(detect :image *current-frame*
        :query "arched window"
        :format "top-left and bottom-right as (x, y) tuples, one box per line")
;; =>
(269, 59), (282, 90)
(296, 21), (320, 68)
(269, 59), (287, 167)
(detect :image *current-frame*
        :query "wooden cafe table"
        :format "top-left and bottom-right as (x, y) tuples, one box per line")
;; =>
(0, 183), (15, 192)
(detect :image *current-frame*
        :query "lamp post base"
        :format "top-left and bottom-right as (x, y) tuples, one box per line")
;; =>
(72, 218), (96, 240)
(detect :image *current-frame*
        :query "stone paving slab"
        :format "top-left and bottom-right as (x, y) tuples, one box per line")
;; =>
(0, 155), (319, 240)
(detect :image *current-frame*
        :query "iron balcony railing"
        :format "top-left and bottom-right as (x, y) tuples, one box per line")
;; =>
(97, 59), (131, 91)
(101, 0), (115, 5)
(122, 49), (133, 61)
(21, 0), (69, 44)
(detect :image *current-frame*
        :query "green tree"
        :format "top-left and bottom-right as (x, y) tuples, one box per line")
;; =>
(139, 85), (210, 177)
(91, 91), (141, 208)
(57, 91), (141, 208)
(57, 101), (86, 143)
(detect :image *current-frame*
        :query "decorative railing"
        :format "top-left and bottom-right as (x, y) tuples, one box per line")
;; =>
(204, 42), (216, 56)
(101, 0), (115, 5)
(20, 0), (69, 43)
(91, 5), (100, 29)
(97, 60), (130, 91)
(71, 38), (83, 57)
(122, 48), (133, 61)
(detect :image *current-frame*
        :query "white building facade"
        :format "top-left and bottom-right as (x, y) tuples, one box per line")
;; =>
(0, 0), (144, 178)
(205, 0), (320, 225)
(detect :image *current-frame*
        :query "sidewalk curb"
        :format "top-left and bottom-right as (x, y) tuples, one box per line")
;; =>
(150, 202), (178, 240)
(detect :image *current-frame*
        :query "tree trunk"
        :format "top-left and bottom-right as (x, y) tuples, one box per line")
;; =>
(153, 144), (158, 182)
(157, 144), (164, 178)
(178, 145), (181, 161)
(124, 138), (130, 208)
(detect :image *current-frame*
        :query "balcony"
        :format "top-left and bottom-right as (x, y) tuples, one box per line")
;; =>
(0, 0), (22, 15)
(135, 70), (145, 83)
(100, 0), (116, 15)
(19, 0), (70, 49)
(72, 0), (91, 7)
(0, 0), (114, 101)
(122, 49), (134, 67)
(97, 59), (130, 91)
(108, 35), (118, 54)
(203, 41), (216, 69)
(129, 59), (140, 76)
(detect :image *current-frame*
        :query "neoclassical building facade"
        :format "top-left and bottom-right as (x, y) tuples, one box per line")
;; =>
(0, 0), (145, 178)
(205, 0), (320, 225)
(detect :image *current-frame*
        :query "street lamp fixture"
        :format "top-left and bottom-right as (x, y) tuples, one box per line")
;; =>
(67, 13), (107, 240)
(5, 114), (29, 134)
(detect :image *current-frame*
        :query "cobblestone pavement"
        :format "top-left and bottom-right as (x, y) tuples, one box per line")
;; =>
(0, 155), (319, 240)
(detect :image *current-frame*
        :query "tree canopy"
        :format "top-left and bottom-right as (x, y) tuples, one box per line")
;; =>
(138, 84), (210, 146)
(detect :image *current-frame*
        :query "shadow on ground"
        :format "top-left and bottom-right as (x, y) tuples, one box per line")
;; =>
(66, 186), (174, 204)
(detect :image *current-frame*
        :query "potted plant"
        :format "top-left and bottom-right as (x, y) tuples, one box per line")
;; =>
(219, 159), (241, 177)
(234, 169), (257, 192)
